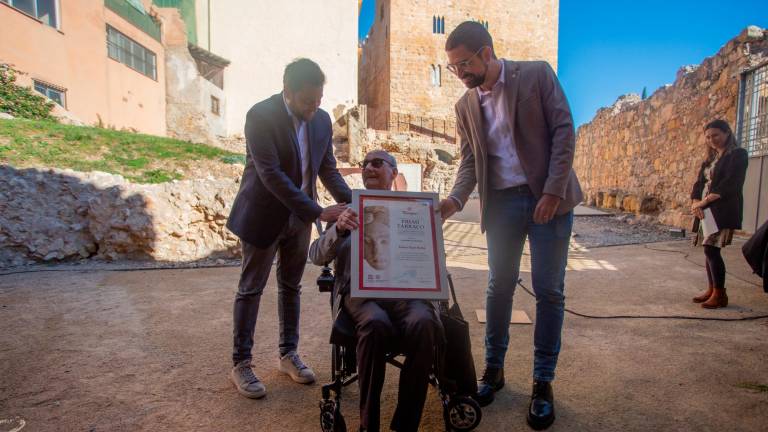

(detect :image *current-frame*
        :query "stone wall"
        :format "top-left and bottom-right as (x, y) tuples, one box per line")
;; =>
(574, 27), (768, 229)
(0, 166), (240, 267)
(359, 0), (559, 126)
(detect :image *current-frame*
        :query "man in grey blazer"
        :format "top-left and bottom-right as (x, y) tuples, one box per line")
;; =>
(226, 58), (351, 399)
(439, 22), (582, 430)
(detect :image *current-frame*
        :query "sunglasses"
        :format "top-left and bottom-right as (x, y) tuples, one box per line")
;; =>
(360, 158), (394, 169)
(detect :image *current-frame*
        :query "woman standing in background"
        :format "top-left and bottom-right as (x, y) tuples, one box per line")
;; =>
(690, 119), (749, 309)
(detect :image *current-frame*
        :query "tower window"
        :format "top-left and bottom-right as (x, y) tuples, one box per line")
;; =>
(432, 15), (445, 34)
(430, 65), (442, 87)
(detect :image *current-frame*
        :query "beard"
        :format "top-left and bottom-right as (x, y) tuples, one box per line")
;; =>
(460, 63), (488, 89)
(461, 72), (486, 88)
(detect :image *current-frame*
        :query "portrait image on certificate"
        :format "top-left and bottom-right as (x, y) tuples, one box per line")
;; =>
(350, 189), (449, 300)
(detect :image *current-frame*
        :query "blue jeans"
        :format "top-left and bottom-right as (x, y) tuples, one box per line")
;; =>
(484, 187), (573, 382)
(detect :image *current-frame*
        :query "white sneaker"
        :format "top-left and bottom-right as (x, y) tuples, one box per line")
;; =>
(278, 351), (316, 384)
(231, 360), (266, 399)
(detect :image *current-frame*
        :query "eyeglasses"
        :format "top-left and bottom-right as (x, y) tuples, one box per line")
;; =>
(360, 158), (394, 169)
(446, 47), (485, 75)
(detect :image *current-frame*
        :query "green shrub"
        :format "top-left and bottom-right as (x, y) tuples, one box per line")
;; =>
(0, 64), (55, 121)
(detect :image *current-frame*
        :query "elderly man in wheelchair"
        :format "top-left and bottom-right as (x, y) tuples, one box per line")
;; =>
(309, 150), (444, 432)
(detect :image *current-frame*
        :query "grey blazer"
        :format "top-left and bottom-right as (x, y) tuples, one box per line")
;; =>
(448, 60), (583, 231)
(227, 93), (351, 248)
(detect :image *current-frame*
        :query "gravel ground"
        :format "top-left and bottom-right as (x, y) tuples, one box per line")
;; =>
(572, 214), (688, 248)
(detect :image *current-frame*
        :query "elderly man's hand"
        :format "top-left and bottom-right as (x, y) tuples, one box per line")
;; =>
(336, 208), (359, 232)
(320, 203), (347, 222)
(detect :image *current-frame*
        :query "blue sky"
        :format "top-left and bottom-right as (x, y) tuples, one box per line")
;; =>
(359, 0), (768, 126)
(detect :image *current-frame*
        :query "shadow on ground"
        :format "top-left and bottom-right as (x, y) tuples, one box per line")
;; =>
(1, 240), (767, 431)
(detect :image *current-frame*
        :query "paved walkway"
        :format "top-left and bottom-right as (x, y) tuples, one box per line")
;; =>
(1, 228), (767, 431)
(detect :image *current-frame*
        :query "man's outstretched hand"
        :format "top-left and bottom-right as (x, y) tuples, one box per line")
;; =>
(439, 198), (459, 223)
(320, 203), (348, 222)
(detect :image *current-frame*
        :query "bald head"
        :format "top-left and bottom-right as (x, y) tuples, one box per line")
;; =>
(362, 150), (398, 190)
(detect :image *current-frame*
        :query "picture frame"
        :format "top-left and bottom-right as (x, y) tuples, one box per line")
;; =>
(350, 189), (449, 300)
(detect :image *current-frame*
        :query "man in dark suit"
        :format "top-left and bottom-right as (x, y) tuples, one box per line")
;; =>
(226, 58), (351, 399)
(439, 22), (583, 430)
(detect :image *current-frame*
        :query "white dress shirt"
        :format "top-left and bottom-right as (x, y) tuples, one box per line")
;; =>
(283, 94), (311, 194)
(477, 60), (527, 190)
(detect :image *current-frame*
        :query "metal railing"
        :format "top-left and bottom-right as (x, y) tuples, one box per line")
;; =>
(368, 109), (458, 144)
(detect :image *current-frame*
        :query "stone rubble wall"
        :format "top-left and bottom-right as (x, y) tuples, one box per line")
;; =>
(574, 27), (768, 228)
(0, 166), (241, 267)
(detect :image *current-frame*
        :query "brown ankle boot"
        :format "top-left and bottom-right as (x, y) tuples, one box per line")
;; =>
(702, 288), (728, 309)
(693, 286), (714, 303)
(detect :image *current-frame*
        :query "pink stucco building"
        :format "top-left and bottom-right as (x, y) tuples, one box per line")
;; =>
(1, 0), (167, 135)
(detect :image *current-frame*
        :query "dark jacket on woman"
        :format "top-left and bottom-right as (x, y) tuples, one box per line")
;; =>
(690, 147), (749, 230)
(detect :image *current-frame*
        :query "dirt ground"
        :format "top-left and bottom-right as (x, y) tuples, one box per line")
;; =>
(1, 236), (767, 431)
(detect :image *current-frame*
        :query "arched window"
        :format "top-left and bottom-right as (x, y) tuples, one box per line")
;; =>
(433, 15), (445, 34)
(430, 65), (436, 86)
(430, 65), (441, 87)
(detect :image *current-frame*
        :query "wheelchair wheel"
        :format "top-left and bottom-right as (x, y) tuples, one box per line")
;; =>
(319, 399), (347, 432)
(444, 396), (481, 431)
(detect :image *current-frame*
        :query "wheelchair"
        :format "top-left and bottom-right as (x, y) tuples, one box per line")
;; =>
(316, 266), (482, 432)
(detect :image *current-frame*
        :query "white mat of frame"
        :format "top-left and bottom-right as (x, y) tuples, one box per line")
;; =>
(475, 309), (532, 325)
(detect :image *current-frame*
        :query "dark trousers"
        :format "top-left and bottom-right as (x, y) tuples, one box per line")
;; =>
(232, 216), (311, 364)
(344, 296), (441, 432)
(704, 245), (727, 288)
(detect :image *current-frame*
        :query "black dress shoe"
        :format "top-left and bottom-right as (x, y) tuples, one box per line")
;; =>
(526, 380), (555, 430)
(474, 367), (504, 407)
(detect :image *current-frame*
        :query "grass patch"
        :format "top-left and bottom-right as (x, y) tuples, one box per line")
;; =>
(736, 382), (768, 393)
(0, 118), (243, 184)
(221, 154), (247, 165)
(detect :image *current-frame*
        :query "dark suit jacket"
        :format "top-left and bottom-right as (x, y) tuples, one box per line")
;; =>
(742, 219), (768, 292)
(448, 60), (583, 232)
(690, 147), (748, 230)
(227, 93), (351, 248)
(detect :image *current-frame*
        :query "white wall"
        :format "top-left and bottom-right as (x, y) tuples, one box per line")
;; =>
(206, 0), (358, 136)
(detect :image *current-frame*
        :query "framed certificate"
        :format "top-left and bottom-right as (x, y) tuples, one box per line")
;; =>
(350, 189), (449, 300)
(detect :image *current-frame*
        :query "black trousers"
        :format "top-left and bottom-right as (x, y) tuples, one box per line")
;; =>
(344, 296), (441, 432)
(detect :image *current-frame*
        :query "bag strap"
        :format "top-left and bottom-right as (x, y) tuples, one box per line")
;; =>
(447, 273), (459, 306)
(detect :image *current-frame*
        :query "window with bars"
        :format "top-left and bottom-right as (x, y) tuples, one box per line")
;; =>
(106, 25), (157, 80)
(33, 80), (65, 107)
(738, 63), (768, 157)
(433, 15), (445, 34)
(211, 96), (220, 116)
(1, 0), (58, 28)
